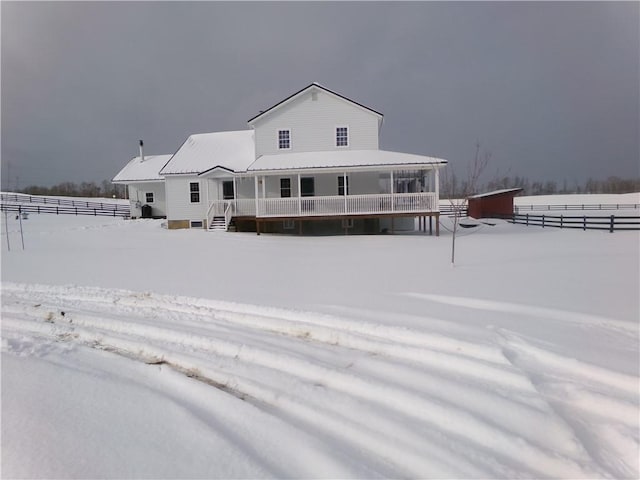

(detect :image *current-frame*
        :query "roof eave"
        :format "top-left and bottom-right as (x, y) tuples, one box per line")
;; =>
(247, 83), (384, 125)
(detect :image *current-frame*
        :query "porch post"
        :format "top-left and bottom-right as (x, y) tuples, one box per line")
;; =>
(390, 171), (395, 212)
(254, 176), (259, 217)
(297, 174), (302, 215)
(343, 172), (347, 214)
(261, 175), (266, 200)
(233, 176), (237, 212)
(434, 168), (440, 212)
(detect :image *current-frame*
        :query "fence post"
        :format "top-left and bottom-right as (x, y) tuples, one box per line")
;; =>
(610, 215), (614, 233)
(560, 215), (563, 229)
(526, 214), (529, 226)
(583, 216), (586, 231)
(4, 209), (10, 251)
(542, 215), (545, 228)
(18, 206), (24, 250)
(56, 206), (59, 215)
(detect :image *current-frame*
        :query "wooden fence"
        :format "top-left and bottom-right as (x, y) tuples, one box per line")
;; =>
(0, 203), (130, 218)
(1, 192), (130, 218)
(515, 203), (639, 213)
(497, 213), (640, 232)
(0, 193), (129, 213)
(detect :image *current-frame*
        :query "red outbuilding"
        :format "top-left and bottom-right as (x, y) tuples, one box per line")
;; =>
(467, 188), (523, 219)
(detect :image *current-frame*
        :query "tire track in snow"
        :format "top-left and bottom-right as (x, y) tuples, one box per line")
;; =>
(2, 282), (612, 478)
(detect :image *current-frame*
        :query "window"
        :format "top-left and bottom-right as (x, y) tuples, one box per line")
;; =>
(223, 181), (234, 200)
(190, 221), (203, 228)
(278, 129), (291, 149)
(338, 176), (349, 196)
(336, 127), (348, 147)
(280, 178), (291, 198)
(189, 182), (200, 203)
(145, 192), (154, 203)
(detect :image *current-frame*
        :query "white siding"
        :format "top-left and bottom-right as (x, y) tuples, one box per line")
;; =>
(253, 89), (379, 158)
(165, 176), (207, 222)
(128, 182), (167, 217)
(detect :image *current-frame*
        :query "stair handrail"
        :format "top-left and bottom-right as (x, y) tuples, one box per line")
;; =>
(206, 200), (217, 231)
(224, 201), (234, 231)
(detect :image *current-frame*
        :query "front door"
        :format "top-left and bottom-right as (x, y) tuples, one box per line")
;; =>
(222, 181), (234, 200)
(300, 177), (315, 213)
(301, 177), (315, 197)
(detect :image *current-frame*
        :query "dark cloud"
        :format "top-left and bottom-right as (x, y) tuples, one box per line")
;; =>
(2, 1), (638, 188)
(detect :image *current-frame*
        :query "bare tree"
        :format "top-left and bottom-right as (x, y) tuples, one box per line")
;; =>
(441, 142), (491, 265)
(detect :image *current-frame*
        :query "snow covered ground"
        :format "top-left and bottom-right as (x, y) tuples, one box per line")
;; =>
(1, 195), (639, 478)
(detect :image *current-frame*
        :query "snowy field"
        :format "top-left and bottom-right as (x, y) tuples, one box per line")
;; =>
(1, 195), (639, 479)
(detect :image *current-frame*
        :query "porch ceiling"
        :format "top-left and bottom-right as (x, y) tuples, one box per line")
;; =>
(247, 149), (447, 174)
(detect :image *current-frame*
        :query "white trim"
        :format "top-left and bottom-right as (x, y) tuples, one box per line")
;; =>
(247, 84), (383, 126)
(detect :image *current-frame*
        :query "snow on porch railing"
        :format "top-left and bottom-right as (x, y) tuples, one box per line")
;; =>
(256, 192), (437, 218)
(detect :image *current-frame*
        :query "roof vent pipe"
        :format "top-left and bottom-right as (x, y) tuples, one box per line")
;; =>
(139, 140), (144, 161)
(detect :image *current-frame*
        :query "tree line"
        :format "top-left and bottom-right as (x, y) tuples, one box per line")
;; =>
(441, 175), (640, 198)
(17, 180), (127, 199)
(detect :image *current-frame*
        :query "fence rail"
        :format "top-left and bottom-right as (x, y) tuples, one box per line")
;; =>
(497, 213), (640, 232)
(0, 192), (129, 212)
(515, 203), (639, 213)
(0, 203), (130, 218)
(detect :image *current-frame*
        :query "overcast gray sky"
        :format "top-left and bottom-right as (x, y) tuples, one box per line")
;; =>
(2, 1), (638, 189)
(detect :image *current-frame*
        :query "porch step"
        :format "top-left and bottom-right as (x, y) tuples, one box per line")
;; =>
(209, 216), (226, 232)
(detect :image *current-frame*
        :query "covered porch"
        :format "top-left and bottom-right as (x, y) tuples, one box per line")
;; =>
(205, 166), (442, 235)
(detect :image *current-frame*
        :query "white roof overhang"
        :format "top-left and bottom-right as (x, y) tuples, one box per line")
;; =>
(245, 150), (447, 175)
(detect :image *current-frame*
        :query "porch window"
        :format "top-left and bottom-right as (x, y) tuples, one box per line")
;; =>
(145, 192), (154, 203)
(278, 129), (291, 149)
(338, 176), (349, 196)
(189, 182), (200, 203)
(223, 181), (234, 200)
(280, 178), (291, 198)
(336, 127), (348, 147)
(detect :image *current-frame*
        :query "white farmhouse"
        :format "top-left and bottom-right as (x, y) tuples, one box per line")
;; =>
(114, 83), (447, 234)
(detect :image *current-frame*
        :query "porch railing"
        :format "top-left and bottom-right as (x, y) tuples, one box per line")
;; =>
(210, 193), (437, 219)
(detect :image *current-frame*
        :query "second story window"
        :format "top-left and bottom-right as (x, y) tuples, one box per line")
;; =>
(189, 182), (200, 203)
(278, 129), (291, 149)
(336, 127), (349, 147)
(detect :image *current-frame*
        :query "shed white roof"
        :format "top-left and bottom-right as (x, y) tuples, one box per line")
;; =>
(468, 188), (523, 199)
(247, 150), (447, 172)
(160, 130), (254, 175)
(112, 154), (172, 183)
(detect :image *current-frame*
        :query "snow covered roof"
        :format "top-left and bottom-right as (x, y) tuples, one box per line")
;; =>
(159, 130), (254, 175)
(247, 150), (447, 172)
(112, 154), (173, 183)
(247, 83), (383, 124)
(468, 188), (524, 199)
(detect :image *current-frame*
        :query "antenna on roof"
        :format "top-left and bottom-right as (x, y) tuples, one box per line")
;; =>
(139, 140), (144, 161)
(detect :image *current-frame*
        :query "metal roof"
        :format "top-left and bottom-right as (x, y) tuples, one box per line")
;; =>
(247, 150), (447, 173)
(159, 130), (255, 175)
(468, 188), (524, 199)
(112, 154), (173, 183)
